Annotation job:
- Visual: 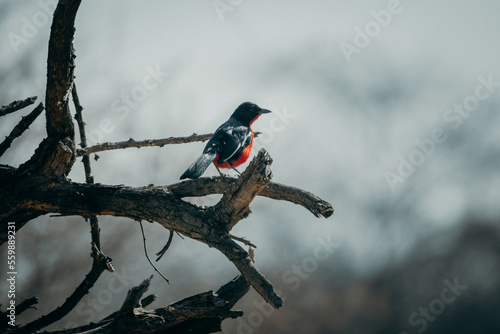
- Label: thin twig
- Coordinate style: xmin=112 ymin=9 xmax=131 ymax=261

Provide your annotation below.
xmin=0 ymin=96 xmax=37 ymax=117
xmin=73 ymin=82 xmax=109 ymax=256
xmin=139 ymin=221 xmax=170 ymax=284
xmin=73 ymin=83 xmax=94 ymax=184
xmin=155 ymin=229 xmax=174 ymax=262
xmin=0 ymin=103 xmax=44 ymax=157
xmin=77 ymin=134 xmax=213 ymax=156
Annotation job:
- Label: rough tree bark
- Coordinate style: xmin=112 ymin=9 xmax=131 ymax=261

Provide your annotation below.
xmin=0 ymin=1 xmax=333 ymax=333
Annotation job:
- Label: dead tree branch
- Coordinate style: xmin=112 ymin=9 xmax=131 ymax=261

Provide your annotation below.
xmin=42 ymin=275 xmax=249 ymax=334
xmin=0 ymin=0 xmax=333 ymax=331
xmin=44 ymin=1 xmax=79 ymax=140
xmin=73 ymin=81 xmax=110 ymax=260
xmin=0 ymin=96 xmax=37 ymax=117
xmin=73 ymin=83 xmax=94 ymax=183
xmin=76 ymin=132 xmax=262 ymax=157
xmin=76 ymin=133 xmax=213 ymax=156
xmin=17 ymin=0 xmax=81 ymax=178
xmin=168 ymin=177 xmax=334 ymax=218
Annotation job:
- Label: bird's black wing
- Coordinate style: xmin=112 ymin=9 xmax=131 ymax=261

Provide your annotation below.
xmin=215 ymin=124 xmax=251 ymax=164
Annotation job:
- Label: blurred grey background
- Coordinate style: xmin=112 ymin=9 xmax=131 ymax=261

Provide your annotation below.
xmin=1 ymin=1 xmax=500 ymax=333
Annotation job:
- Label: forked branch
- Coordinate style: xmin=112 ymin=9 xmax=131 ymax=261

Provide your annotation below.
xmin=168 ymin=176 xmax=334 ymax=218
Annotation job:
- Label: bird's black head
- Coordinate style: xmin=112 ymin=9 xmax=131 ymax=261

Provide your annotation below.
xmin=230 ymin=102 xmax=272 ymax=124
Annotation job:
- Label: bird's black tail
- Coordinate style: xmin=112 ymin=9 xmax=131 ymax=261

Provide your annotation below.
xmin=180 ymin=151 xmax=218 ymax=179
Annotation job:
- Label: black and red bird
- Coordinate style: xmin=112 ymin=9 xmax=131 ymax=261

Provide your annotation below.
xmin=180 ymin=102 xmax=271 ymax=180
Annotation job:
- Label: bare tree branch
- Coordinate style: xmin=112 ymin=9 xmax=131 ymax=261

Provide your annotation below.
xmin=17 ymin=0 xmax=81 ymax=178
xmin=207 ymin=234 xmax=284 ymax=308
xmin=43 ymin=294 xmax=158 ymax=334
xmin=0 ymin=96 xmax=37 ymax=117
xmin=76 ymin=133 xmax=213 ymax=156
xmin=72 ymin=82 xmax=109 ymax=259
xmin=76 ymin=132 xmax=263 ymax=157
xmin=168 ymin=176 xmax=334 ymax=218
xmin=0 ymin=103 xmax=44 ymax=157
xmin=72 ymin=83 xmax=94 ymax=183
xmin=42 ymin=275 xmax=250 ymax=334
xmin=72 ymin=79 xmax=114 ymax=272
xmin=44 ymin=1 xmax=80 ymax=140
xmin=259 ymin=182 xmax=334 ymax=218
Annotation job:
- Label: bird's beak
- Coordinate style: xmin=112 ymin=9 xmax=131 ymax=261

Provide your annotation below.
xmin=259 ymin=108 xmax=272 ymax=114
